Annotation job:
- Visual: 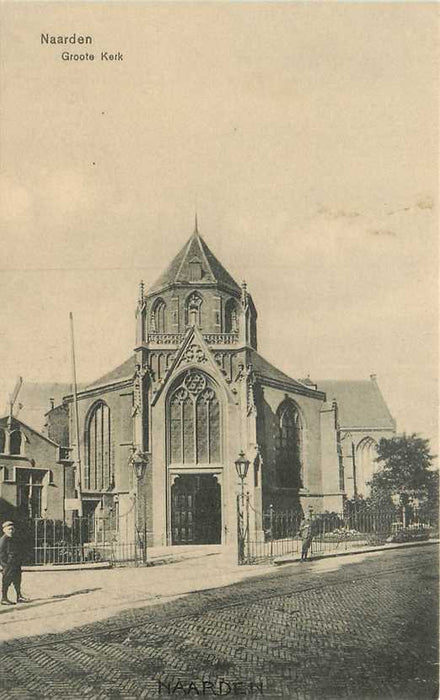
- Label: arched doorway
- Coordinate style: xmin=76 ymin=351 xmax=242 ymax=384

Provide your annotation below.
xmin=171 ymin=474 xmax=221 ymax=545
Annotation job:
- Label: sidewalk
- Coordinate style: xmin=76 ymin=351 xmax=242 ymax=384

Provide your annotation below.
xmin=273 ymin=537 xmax=440 ymax=565
xmin=1 ymin=540 xmax=437 ymax=645
xmin=0 ymin=547 xmax=273 ymax=644
xmin=21 ymin=543 xmax=226 ymax=572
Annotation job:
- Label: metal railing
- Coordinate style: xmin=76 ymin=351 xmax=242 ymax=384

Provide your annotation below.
xmin=237 ymin=502 xmax=433 ymax=565
xmin=27 ymin=497 xmax=149 ymax=566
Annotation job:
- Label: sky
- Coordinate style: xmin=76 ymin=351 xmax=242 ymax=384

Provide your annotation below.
xmin=0 ymin=2 xmax=438 ymax=452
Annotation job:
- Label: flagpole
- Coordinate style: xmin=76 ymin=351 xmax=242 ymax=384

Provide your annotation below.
xmin=69 ymin=312 xmax=83 ymax=517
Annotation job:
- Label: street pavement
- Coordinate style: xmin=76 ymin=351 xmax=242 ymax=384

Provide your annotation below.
xmin=0 ymin=546 xmax=438 ymax=699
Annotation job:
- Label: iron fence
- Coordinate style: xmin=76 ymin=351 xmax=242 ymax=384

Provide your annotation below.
xmin=31 ymin=516 xmax=147 ymax=566
xmin=27 ymin=500 xmax=148 ymax=566
xmin=238 ymin=501 xmax=432 ymax=565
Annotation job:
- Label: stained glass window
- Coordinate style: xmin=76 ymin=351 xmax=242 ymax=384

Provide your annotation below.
xmin=85 ymin=402 xmax=112 ymax=490
xmin=152 ymin=298 xmax=166 ymax=333
xmin=276 ymin=401 xmax=302 ymax=489
xmin=169 ymin=372 xmax=220 ymax=464
xmin=225 ymin=298 xmax=238 ymax=333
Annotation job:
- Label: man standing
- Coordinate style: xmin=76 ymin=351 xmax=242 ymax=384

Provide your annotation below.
xmin=0 ymin=521 xmax=27 ymax=605
xmin=299 ymin=516 xmax=313 ymax=561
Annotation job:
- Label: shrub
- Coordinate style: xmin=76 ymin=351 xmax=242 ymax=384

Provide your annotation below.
xmin=391 ymin=527 xmax=430 ymax=544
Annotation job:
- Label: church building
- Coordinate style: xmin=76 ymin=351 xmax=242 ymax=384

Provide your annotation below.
xmin=46 ymin=225 xmax=395 ymax=548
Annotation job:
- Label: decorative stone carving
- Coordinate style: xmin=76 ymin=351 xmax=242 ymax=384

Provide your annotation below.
xmin=184 ymin=371 xmax=206 ymax=395
xmin=246 ymin=364 xmax=257 ymax=415
xmin=148 ymin=333 xmax=184 ymax=345
xmin=133 ymin=363 xmax=149 ymax=416
xmin=203 ymin=333 xmax=238 ymax=345
xmin=182 ymin=343 xmax=207 ymax=365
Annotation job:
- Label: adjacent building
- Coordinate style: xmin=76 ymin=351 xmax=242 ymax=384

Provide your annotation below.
xmin=0 ymin=415 xmax=72 ymax=523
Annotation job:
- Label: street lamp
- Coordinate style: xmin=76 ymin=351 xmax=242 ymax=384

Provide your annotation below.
xmin=129 ymin=447 xmax=150 ymax=564
xmin=235 ymin=451 xmax=250 ymax=565
xmin=129 ymin=447 xmax=149 ymax=481
xmin=235 ymin=451 xmax=250 ymax=500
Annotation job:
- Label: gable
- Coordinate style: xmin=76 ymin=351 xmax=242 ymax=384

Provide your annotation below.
xmin=318 ymin=380 xmax=395 ymax=430
xmin=150 ymin=326 xmax=236 ymax=406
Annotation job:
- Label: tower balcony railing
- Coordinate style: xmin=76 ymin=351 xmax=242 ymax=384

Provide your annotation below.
xmin=146 ymin=332 xmax=239 ymax=346
xmin=147 ymin=333 xmax=184 ymax=345
xmin=202 ymin=333 xmax=239 ymax=345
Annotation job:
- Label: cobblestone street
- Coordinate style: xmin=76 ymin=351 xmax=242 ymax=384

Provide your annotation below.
xmin=0 ymin=546 xmax=437 ymax=700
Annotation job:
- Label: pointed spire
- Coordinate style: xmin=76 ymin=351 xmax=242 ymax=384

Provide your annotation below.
xmin=146 ymin=227 xmax=241 ymax=295
xmin=241 ymin=280 xmax=248 ymax=305
xmin=138 ymin=280 xmax=145 ymax=306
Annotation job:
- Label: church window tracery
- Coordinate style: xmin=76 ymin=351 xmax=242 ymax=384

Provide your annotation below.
xmin=151 ymin=298 xmax=167 ymax=333
xmin=356 ymin=436 xmax=378 ymax=496
xmin=85 ymin=401 xmax=112 ymax=491
xmin=275 ymin=401 xmax=302 ymax=489
xmin=169 ymin=372 xmax=220 ymax=465
xmin=225 ymin=298 xmax=238 ymax=333
xmin=0 ymin=429 xmax=5 ymax=453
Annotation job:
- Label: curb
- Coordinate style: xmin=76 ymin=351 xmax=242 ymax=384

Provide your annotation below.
xmin=273 ymin=538 xmax=440 ymax=566
xmin=22 ymin=561 xmax=113 ymax=572
xmin=22 ymin=551 xmax=223 ymax=572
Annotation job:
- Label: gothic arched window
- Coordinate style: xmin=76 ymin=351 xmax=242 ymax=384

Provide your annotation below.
xmin=0 ymin=429 xmax=5 ymax=453
xmin=10 ymin=430 xmax=22 ymax=456
xmin=356 ymin=436 xmax=378 ymax=496
xmin=225 ymin=298 xmax=238 ymax=333
xmin=85 ymin=402 xmax=112 ymax=491
xmin=151 ymin=298 xmax=167 ymax=333
xmin=169 ymin=371 xmax=220 ymax=465
xmin=185 ymin=292 xmax=203 ymax=328
xmin=275 ymin=401 xmax=302 ymax=489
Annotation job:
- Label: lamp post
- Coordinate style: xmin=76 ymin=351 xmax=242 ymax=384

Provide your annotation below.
xmin=129 ymin=447 xmax=150 ymax=564
xmin=235 ymin=451 xmax=250 ymax=564
xmin=235 ymin=451 xmax=250 ymax=502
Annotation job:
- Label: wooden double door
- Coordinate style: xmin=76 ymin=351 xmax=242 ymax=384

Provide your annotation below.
xmin=171 ymin=474 xmax=221 ymax=545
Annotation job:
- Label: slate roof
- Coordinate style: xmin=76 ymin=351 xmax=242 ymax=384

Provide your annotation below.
xmin=317 ymin=379 xmax=395 ymax=430
xmin=147 ymin=230 xmax=241 ymax=295
xmin=250 ymin=351 xmax=324 ymax=398
xmin=85 ymin=355 xmax=136 ymax=391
